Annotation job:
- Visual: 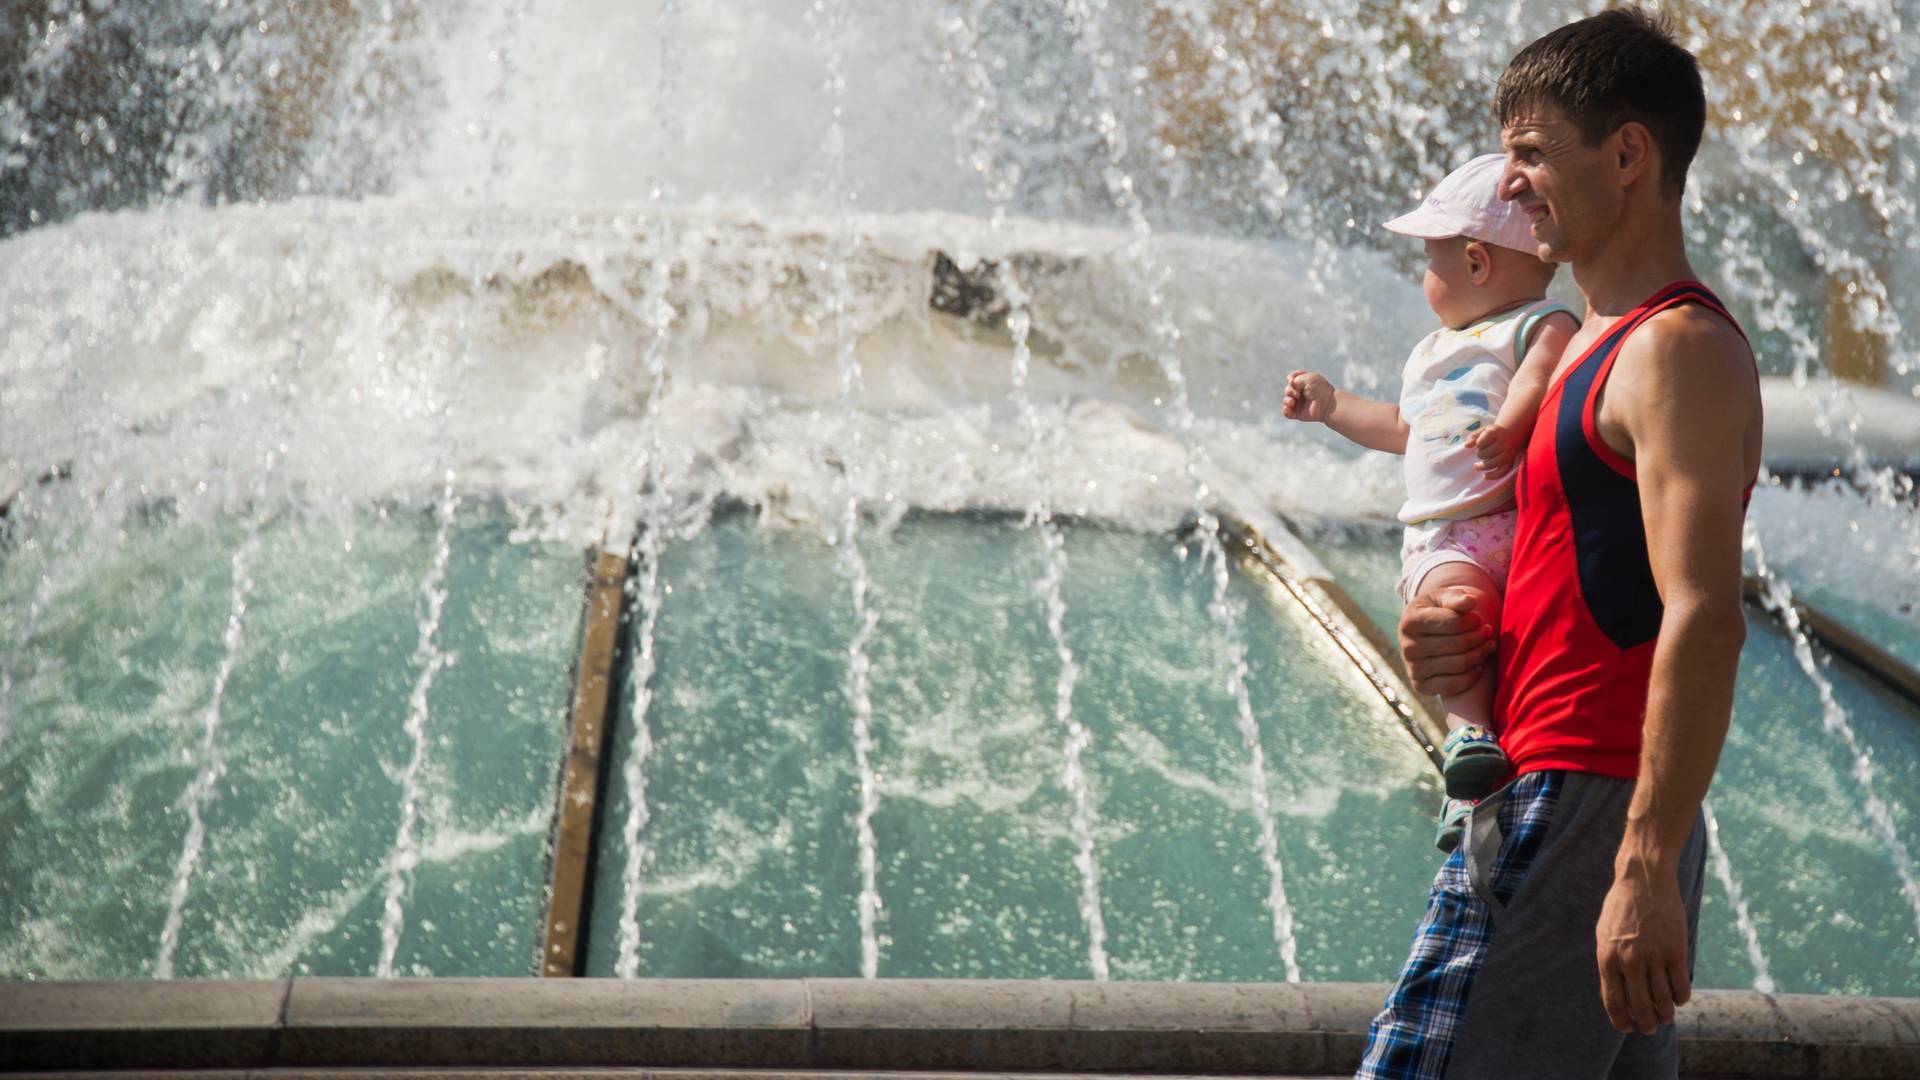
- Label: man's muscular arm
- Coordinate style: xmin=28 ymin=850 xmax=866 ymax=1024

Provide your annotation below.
xmin=1594 ymin=309 xmax=1757 ymax=1036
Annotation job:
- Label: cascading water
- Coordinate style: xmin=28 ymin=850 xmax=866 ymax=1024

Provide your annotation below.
xmin=377 ymin=479 xmax=460 ymax=977
xmin=1061 ymin=0 xmax=1302 ymax=981
xmin=613 ymin=0 xmax=683 ymax=983
xmin=0 ymin=483 xmax=68 ymax=759
xmin=613 ymin=510 xmax=662 ymax=980
xmin=154 ymin=520 xmax=259 ymax=979
xmin=2 ymin=0 xmax=1918 ymax=991
xmin=812 ymin=0 xmax=887 ymax=980
xmin=1702 ymin=799 xmax=1774 ymax=995
xmin=1747 ymin=526 xmax=1920 ymax=941
xmin=943 ymin=0 xmax=1110 ymax=981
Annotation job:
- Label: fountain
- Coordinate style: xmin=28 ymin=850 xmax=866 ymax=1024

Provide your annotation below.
xmin=0 ymin=0 xmax=1916 ymax=1001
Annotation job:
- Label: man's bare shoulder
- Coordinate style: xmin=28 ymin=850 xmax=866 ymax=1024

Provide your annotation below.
xmin=1609 ymin=302 xmax=1757 ymax=417
xmin=1604 ymin=301 xmax=1761 ymax=480
xmin=1618 ymin=303 xmax=1755 ymax=385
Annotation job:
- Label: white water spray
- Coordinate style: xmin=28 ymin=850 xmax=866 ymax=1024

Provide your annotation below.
xmin=614 ymin=518 xmax=663 ymax=979
xmin=1062 ymin=0 xmax=1301 ymax=981
xmin=1701 ymin=799 xmax=1775 ymax=993
xmin=1036 ymin=521 xmax=1109 ymax=979
xmin=155 ymin=519 xmax=261 ymax=979
xmin=1748 ymin=526 xmax=1920 ymax=941
xmin=813 ymin=0 xmax=884 ymax=980
xmin=614 ymin=0 xmax=682 ymax=982
xmin=0 ymin=488 xmax=69 ymax=760
xmin=943 ymin=1 xmax=1109 ymax=980
xmin=376 ymin=478 xmax=460 ymax=977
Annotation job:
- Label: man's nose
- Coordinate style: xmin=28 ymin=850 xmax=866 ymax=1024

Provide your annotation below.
xmin=1499 ymin=163 xmax=1528 ymax=202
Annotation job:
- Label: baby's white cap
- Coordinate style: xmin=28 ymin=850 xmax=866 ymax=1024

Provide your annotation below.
xmin=1383 ymin=152 xmax=1537 ymax=255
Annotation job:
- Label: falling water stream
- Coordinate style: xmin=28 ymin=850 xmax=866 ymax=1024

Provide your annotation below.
xmin=154 ymin=520 xmax=259 ymax=979
xmin=1748 ymin=527 xmax=1920 ymax=941
xmin=812 ymin=0 xmax=886 ymax=979
xmin=944 ymin=0 xmax=1111 ymax=981
xmin=1062 ymin=0 xmax=1301 ymax=981
xmin=1702 ymin=799 xmax=1775 ymax=994
xmin=614 ymin=0 xmax=684 ymax=983
xmin=376 ymin=479 xmax=460 ymax=977
xmin=0 ymin=484 xmax=68 ymax=760
xmin=614 ymin=511 xmax=662 ymax=980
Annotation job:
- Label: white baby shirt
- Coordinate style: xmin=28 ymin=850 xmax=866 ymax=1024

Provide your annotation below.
xmin=1397 ymin=298 xmax=1576 ymax=525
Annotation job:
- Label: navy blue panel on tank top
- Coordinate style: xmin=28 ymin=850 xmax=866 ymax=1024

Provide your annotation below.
xmin=1550 ymin=293 xmax=1708 ymax=651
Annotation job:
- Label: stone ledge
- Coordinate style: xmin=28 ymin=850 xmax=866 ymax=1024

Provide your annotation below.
xmin=2 ymin=979 xmax=1917 ymax=1078
xmin=0 ymin=980 xmax=286 ymax=1070
xmin=278 ymin=979 xmax=811 ymax=1067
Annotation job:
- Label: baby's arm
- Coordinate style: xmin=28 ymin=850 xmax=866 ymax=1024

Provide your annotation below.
xmin=1283 ymin=370 xmax=1410 ymax=454
xmin=1469 ymin=312 xmax=1579 ymax=475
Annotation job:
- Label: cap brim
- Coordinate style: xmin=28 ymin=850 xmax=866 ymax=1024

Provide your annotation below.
xmin=1382 ymin=205 xmax=1463 ymax=239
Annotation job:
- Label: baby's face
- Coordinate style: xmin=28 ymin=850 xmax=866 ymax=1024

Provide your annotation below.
xmin=1420 ymin=237 xmax=1480 ymax=328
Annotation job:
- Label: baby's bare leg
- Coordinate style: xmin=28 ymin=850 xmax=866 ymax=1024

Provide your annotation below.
xmin=1413 ymin=561 xmax=1503 ymax=732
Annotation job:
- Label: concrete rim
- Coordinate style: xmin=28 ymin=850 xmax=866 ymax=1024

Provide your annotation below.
xmin=3 ymin=978 xmax=1918 ymax=1078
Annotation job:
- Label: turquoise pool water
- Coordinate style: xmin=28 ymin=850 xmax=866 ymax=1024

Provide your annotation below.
xmin=0 ymin=506 xmax=580 ymax=978
xmin=2 ymin=506 xmax=1916 ymax=995
xmin=584 ymin=515 xmax=1434 ymax=982
xmin=583 ymin=514 xmax=1920 ymax=994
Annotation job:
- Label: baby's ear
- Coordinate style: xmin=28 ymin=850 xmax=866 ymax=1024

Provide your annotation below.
xmin=1464 ymin=241 xmax=1493 ymax=285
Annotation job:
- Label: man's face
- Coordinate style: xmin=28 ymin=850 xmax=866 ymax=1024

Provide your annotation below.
xmin=1499 ymin=102 xmax=1618 ymax=263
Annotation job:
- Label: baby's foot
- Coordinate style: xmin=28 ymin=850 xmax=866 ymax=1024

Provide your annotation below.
xmin=1441 ymin=724 xmax=1510 ymax=800
xmin=1435 ymin=796 xmax=1472 ymax=854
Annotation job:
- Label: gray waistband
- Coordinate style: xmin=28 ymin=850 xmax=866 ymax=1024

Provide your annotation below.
xmin=1465 ymin=786 xmax=1509 ymax=917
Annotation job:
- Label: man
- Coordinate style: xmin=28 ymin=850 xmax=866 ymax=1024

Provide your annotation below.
xmin=1358 ymin=8 xmax=1762 ymax=1079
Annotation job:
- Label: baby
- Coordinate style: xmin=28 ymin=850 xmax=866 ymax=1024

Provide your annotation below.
xmin=1283 ymin=153 xmax=1578 ymax=853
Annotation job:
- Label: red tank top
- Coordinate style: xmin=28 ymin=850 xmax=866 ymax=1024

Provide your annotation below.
xmin=1494 ymin=281 xmax=1751 ymax=778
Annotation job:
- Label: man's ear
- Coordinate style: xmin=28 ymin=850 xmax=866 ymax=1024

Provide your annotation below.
xmin=1464 ymin=240 xmax=1493 ymax=285
xmin=1614 ymin=121 xmax=1656 ymax=190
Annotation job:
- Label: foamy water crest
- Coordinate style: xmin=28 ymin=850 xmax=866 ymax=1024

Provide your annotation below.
xmin=0 ymin=201 xmax=1415 ymax=545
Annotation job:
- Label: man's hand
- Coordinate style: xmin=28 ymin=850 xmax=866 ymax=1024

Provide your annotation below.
xmin=1283 ymin=370 xmax=1337 ymax=423
xmin=1398 ymin=591 xmax=1496 ymax=697
xmin=1595 ymin=861 xmax=1693 ymax=1034
xmin=1467 ymin=422 xmax=1521 ymax=477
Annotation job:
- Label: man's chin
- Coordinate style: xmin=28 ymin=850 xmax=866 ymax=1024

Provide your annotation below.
xmin=1532 ymin=230 xmax=1572 ymax=263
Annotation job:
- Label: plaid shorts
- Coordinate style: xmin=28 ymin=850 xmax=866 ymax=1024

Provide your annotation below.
xmin=1356 ymin=769 xmax=1705 ymax=1080
xmin=1356 ymin=771 xmax=1561 ymax=1080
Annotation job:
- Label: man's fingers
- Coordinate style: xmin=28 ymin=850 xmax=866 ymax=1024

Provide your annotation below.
xmin=1622 ymin=961 xmax=1659 ymax=1035
xmin=1599 ymin=961 xmax=1632 ymax=1033
xmin=1647 ymin=961 xmax=1678 ymax=1029
xmin=1402 ymin=593 xmax=1462 ymax=622
xmin=1400 ymin=628 xmax=1488 ymax=663
xmin=1399 ymin=602 xmax=1475 ymax=642
xmin=1400 ymin=615 xmax=1481 ymax=655
xmin=1402 ymin=633 xmax=1492 ymax=666
xmin=1668 ymin=953 xmax=1693 ymax=1009
xmin=1403 ymin=631 xmax=1495 ymax=669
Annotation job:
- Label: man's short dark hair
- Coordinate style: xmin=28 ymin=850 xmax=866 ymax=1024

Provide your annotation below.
xmin=1493 ymin=6 xmax=1706 ymax=200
